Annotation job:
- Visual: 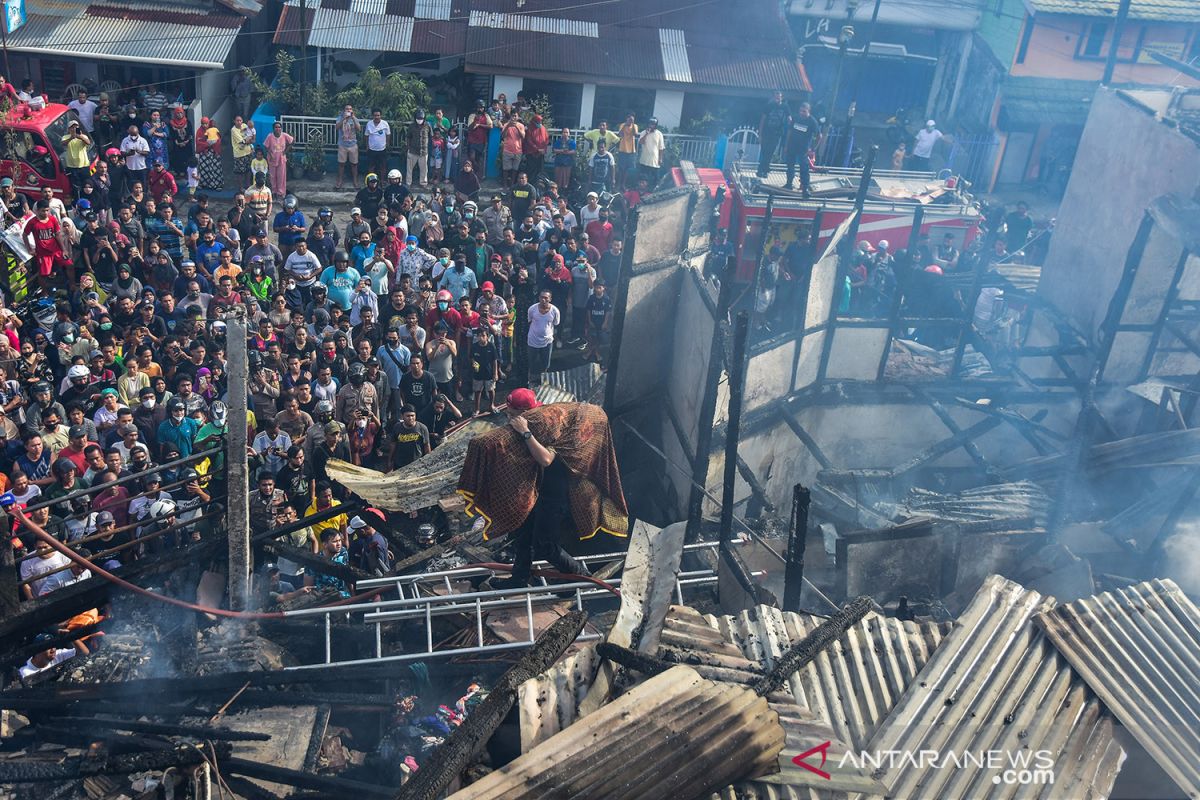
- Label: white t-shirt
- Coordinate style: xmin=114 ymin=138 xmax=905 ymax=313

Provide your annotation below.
xmin=912 ymin=128 xmax=943 ymax=159
xmin=20 ymin=551 xmax=73 ymax=597
xmin=527 ymin=303 xmax=561 ymax=348
xmin=20 ymin=648 xmax=76 ymax=678
xmin=365 ymin=119 xmax=391 ymax=152
xmin=121 ymin=135 xmax=149 ymax=171
xmin=68 ymin=99 xmax=97 ymax=132
xmin=638 ymin=129 xmax=665 ymax=168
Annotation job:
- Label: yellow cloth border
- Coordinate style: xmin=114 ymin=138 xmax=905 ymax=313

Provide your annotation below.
xmin=457 ymin=488 xmax=627 ymax=542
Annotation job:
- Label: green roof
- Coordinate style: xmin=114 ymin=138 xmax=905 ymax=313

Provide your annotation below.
xmin=1027 ymin=0 xmax=1200 ymax=22
xmin=1001 ymin=77 xmax=1098 ymax=126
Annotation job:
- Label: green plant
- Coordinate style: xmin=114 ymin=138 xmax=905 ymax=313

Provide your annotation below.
xmin=302 ymin=130 xmax=325 ymax=173
xmin=334 ymin=68 xmax=429 ymax=124
xmin=527 ymin=94 xmax=554 ymax=128
xmin=248 ymin=51 xmax=302 ymax=112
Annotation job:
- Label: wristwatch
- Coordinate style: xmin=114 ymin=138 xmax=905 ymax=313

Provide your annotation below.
xmin=521 ymin=431 xmax=533 ymax=441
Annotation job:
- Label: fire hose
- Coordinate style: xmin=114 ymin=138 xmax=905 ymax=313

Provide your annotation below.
xmin=2 ymin=495 xmax=616 ymax=621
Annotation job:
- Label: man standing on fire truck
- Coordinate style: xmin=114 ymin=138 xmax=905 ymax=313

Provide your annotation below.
xmin=784 ymin=102 xmax=815 ymax=198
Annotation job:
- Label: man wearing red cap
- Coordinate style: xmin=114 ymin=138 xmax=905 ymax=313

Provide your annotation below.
xmin=458 ymin=391 xmax=627 ymax=588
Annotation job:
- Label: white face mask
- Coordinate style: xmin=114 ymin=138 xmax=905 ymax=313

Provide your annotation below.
xmin=171 ymin=410 xmax=185 ymax=420
xmin=141 ymin=398 xmax=156 ymax=409
xmin=356 ymin=418 xmax=367 ymax=429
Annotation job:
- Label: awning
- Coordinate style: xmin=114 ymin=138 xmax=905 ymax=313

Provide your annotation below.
xmin=5 ymin=4 xmax=244 ymax=70
xmin=999 ymin=77 xmax=1096 ymax=128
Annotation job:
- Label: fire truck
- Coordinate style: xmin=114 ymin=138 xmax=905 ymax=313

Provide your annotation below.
xmin=673 ymin=160 xmax=983 ymax=281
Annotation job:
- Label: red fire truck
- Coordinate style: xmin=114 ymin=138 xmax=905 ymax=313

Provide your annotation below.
xmin=0 ymin=101 xmax=94 ymax=201
xmin=673 ymin=160 xmax=983 ymax=281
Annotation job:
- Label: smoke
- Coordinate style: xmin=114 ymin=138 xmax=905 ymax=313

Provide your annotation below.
xmin=1161 ymin=520 xmax=1200 ymax=595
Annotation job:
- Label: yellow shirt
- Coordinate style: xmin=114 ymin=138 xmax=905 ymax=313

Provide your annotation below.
xmin=250 ymin=157 xmax=269 ymax=177
xmin=232 ymin=124 xmax=253 ymax=159
xmin=306 ymin=499 xmax=347 ymax=535
xmin=62 ymin=134 xmax=90 ymax=169
xmin=215 ymin=263 xmax=242 ymax=283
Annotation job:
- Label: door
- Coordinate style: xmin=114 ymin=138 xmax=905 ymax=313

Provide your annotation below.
xmin=996 ymin=131 xmax=1035 ymax=186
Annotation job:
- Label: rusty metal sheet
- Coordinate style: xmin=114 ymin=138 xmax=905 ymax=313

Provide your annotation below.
xmin=1036 ymin=578 xmax=1200 ymax=799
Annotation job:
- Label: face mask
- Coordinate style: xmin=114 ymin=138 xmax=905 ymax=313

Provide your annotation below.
xmin=406 ymin=244 xmax=416 ymax=252
xmin=100 ymin=323 xmax=112 ymax=331
xmin=141 ymin=398 xmax=156 ymax=409
xmin=465 ymin=212 xmax=474 ymax=220
xmin=437 ymin=302 xmax=449 ymax=311
xmin=63 ymin=334 xmax=75 ymax=344
xmin=439 ymin=257 xmax=449 ymax=266
xmin=172 ymin=410 xmax=185 ymax=421
xmin=286 ymin=282 xmax=296 ymax=290
xmin=356 ymin=418 xmax=367 ymax=429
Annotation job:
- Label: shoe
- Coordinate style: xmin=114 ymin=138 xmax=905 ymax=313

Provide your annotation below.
xmin=575 ymin=342 xmax=587 ymax=351
xmin=784 ymin=182 xmax=794 ymax=190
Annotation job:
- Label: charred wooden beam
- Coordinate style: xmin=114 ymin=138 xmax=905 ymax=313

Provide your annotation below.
xmin=397 ymin=610 xmax=588 ymax=800
xmin=261 ymin=540 xmax=371 ymax=584
xmin=0 ymin=743 xmax=227 ymax=782
xmin=752 ymin=595 xmax=872 ymax=696
xmin=596 ymin=641 xmax=671 ymax=677
xmin=42 ymin=716 xmax=271 ymax=742
xmin=0 ymin=622 xmax=105 ymax=670
xmin=224 ymin=757 xmax=395 ymax=799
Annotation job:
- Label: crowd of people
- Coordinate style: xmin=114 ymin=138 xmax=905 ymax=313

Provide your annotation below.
xmin=0 ymin=81 xmax=676 ymax=626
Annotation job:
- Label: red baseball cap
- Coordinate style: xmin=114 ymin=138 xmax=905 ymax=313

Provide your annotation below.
xmin=506 ymin=388 xmax=541 ymax=411
xmin=481 ymin=281 xmax=495 ymax=291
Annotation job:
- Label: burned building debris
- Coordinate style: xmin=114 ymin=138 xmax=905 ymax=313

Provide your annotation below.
xmin=4 ymin=87 xmax=1200 ymax=800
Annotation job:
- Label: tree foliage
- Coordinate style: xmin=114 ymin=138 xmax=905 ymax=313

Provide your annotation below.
xmin=333 ymin=68 xmax=430 ymax=123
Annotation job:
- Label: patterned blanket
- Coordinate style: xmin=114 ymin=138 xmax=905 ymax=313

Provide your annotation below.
xmin=457 ymin=403 xmax=628 ymax=541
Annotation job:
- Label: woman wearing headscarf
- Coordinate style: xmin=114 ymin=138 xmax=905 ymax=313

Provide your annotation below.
xmin=196 ymin=117 xmax=224 ymax=190
xmin=167 ymin=106 xmax=192 ymax=177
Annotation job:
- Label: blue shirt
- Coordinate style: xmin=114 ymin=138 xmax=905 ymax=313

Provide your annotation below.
xmin=156 ymin=416 xmax=200 ymax=458
xmin=437 ymin=266 xmax=478 ymax=302
xmin=274 ymin=210 xmax=307 ymax=246
xmin=375 ymin=342 xmax=411 ymax=389
xmin=195 ymin=241 xmax=225 ymax=274
xmin=145 ymin=216 xmax=183 ymax=260
xmin=319 ymin=265 xmax=362 ymax=311
xmin=350 ymin=242 xmax=375 ymax=272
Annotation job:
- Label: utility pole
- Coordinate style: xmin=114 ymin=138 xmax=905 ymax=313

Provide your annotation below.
xmin=1102 ymin=0 xmax=1132 ymax=85
xmin=225 ymin=308 xmax=251 ymax=611
xmin=298 ymin=0 xmax=307 ymax=111
xmin=718 ymin=311 xmax=750 ymax=546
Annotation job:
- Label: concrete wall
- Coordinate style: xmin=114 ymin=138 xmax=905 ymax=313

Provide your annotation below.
xmin=1038 ymin=88 xmax=1200 ymax=341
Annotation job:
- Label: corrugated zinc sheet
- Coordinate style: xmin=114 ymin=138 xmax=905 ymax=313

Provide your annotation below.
xmin=6 ymin=11 xmax=240 ymax=68
xmin=699 ymin=604 xmax=947 ymax=750
xmin=865 ymin=575 xmax=1125 ymax=799
xmin=273 ymin=4 xmax=311 ymax=46
xmin=1028 ymin=0 xmax=1200 ymax=21
xmin=414 ymin=0 xmax=449 ymax=19
xmin=1036 ymin=578 xmax=1200 ymax=799
xmin=659 ymin=28 xmax=692 ymax=83
xmin=469 ymin=9 xmax=598 ymax=37
xmin=309 ymin=6 xmax=413 ymax=51
xmin=541 ymin=362 xmax=603 ymax=406
xmin=455 ymin=666 xmax=784 ymax=800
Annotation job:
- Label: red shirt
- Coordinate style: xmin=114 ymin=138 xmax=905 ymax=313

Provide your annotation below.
xmin=586 ymin=220 xmax=613 ymax=253
xmin=524 ymin=124 xmax=550 ymax=156
xmin=23 ymin=215 xmax=61 ymax=254
xmin=425 ymin=307 xmax=462 ymax=333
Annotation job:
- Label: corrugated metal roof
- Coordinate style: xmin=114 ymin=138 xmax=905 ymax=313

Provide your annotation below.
xmin=273 ymin=4 xmax=311 ymax=46
xmin=309 ymin=6 xmax=412 ymax=52
xmin=541 ymin=362 xmax=603 ymax=405
xmin=468 ymin=9 xmax=598 ymax=37
xmin=1036 ymin=578 xmax=1200 ymax=799
xmin=1027 ymin=0 xmax=1200 ymax=21
xmin=5 ymin=9 xmax=241 ymax=69
xmin=459 ymin=666 xmax=786 ymax=800
xmin=865 ymin=575 xmax=1125 ymax=799
xmin=699 ymin=604 xmax=947 ymax=750
xmin=414 ymin=0 xmax=449 ymax=19
xmin=659 ymin=28 xmax=692 ymax=83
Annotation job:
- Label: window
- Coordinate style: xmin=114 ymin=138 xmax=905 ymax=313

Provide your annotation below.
xmin=1083 ymin=21 xmax=1109 ymax=58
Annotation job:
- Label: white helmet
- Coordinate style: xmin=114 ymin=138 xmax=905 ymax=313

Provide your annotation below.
xmin=387 ymin=169 xmax=402 ymax=180
xmin=149 ymin=499 xmax=177 ymax=519
xmin=68 ymin=364 xmax=90 ymax=380
xmin=877 ymin=239 xmax=890 ymax=251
